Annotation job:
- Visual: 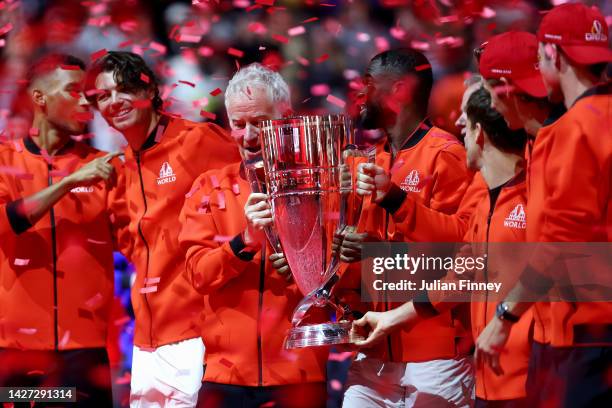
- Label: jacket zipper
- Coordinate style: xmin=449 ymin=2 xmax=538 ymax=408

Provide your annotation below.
xmin=481 ymin=191 xmax=497 ymax=400
xmin=135 ymin=152 xmax=154 ymax=347
xmin=48 ymin=163 xmax=59 ymax=350
xmin=384 ymin=147 xmax=394 ymax=361
xmin=257 ymin=246 xmax=266 ymax=386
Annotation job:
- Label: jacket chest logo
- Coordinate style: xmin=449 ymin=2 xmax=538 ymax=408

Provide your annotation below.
xmin=504 ymin=204 xmax=526 ymax=229
xmin=70 ymin=186 xmax=94 ymax=193
xmin=400 ymin=169 xmax=422 ymax=192
xmin=157 ymin=161 xmax=177 ymax=185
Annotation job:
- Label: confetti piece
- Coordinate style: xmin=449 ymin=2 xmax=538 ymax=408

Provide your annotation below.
xmin=27 ymin=370 xmax=45 ymax=376
xmin=410 ymin=40 xmax=430 ymax=51
xmin=217 ymin=191 xmax=226 ymax=209
xmin=149 ymin=42 xmax=167 ymax=55
xmin=231 ymin=182 xmax=240 ymax=195
xmin=140 ymin=73 xmax=150 ymax=83
xmin=272 ymin=34 xmax=289 ymax=44
xmin=50 ymin=169 xmax=69 ymax=177
xmin=435 ymin=36 xmax=464 ymax=48
xmin=255 ymin=0 xmax=274 ymax=5
xmin=177 ymin=34 xmax=202 ymax=43
xmin=328 ymin=351 xmax=354 ymax=362
xmin=326 ymin=94 xmax=346 ymax=109
xmin=0 ymin=23 xmax=13 ymax=36
xmin=260 ymin=402 xmax=276 ymax=408
xmin=58 ymin=330 xmax=70 ymax=348
xmin=114 ymin=316 xmax=131 ymax=326
xmin=90 ymin=48 xmax=108 ymax=62
xmin=315 ymin=53 xmax=329 ymax=63
xmin=288 ymin=26 xmax=305 ymax=36
xmin=154 ymin=125 xmax=166 ymax=143
xmin=28 ymin=127 xmax=39 ymax=137
xmin=18 ymin=328 xmax=37 ymax=335
xmin=390 ymin=27 xmax=406 ymax=40
xmin=310 ymin=84 xmax=330 ymax=96
xmin=330 ymin=379 xmax=343 ymax=391
xmin=415 ymin=64 xmax=431 ymax=71
xmin=145 ymin=277 xmax=161 ymax=285
xmin=185 ymin=183 xmax=201 ymax=199
xmin=356 ymin=32 xmax=370 ymax=42
xmin=227 ymin=48 xmax=244 ymax=58
xmin=178 ymin=80 xmax=196 ymax=88
xmin=118 ymin=40 xmax=133 ymax=48
xmin=480 ymin=7 xmax=496 ymax=18
xmin=115 ymin=372 xmax=131 ymax=385
xmin=87 ymin=238 xmax=107 ymax=245
xmin=200 ymin=110 xmax=216 ymax=121
xmin=210 ymin=88 xmax=222 ymax=97
xmin=140 ymin=286 xmax=158 ymax=294
xmin=84 ymin=293 xmax=103 ymax=309
xmin=302 ymin=17 xmax=319 ymax=24
xmin=248 ymin=22 xmax=267 ymax=35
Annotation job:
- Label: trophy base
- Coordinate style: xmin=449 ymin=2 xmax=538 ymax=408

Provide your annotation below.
xmin=285 ymin=321 xmax=364 ymax=349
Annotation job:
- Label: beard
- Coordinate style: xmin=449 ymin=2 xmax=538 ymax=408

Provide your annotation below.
xmin=360 ymin=101 xmax=385 ymax=130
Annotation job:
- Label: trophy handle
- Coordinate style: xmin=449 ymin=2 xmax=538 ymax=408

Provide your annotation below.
xmin=244 ymin=158 xmax=283 ymax=254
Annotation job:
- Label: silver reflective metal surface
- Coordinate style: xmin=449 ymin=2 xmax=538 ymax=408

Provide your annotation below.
xmin=260 ymin=115 xmax=368 ymax=348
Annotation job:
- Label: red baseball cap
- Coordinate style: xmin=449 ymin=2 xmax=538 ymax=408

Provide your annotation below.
xmin=478 ymin=31 xmax=547 ymax=99
xmin=537 ymin=3 xmax=612 ymax=65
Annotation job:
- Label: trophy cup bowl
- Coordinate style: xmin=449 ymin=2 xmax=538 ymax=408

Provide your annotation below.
xmin=259 ymin=115 xmax=367 ymax=349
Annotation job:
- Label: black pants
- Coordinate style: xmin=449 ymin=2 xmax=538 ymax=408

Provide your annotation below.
xmin=526 ymin=341 xmax=612 ymax=408
xmin=0 ymin=348 xmax=113 ymax=407
xmin=474 ymin=398 xmax=526 ymax=408
xmin=197 ymin=381 xmax=327 ymax=408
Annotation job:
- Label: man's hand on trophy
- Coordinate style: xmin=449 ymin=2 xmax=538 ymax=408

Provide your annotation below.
xmin=356 ymin=163 xmax=390 ymax=203
xmin=269 ymin=252 xmax=292 ymax=282
xmin=243 ymin=193 xmax=273 ymax=247
xmin=351 ymin=302 xmax=418 ymax=348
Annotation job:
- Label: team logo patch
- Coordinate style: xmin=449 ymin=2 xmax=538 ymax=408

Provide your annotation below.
xmin=504 ymin=204 xmax=526 ymax=229
xmin=70 ymin=186 xmax=94 ymax=193
xmin=157 ymin=161 xmax=177 ymax=185
xmin=585 ymin=20 xmax=607 ymax=42
xmin=400 ymin=169 xmax=422 ymax=193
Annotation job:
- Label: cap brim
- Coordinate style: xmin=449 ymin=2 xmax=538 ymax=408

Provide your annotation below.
xmin=513 ymin=75 xmax=548 ymax=99
xmin=562 ymin=44 xmax=612 ymax=65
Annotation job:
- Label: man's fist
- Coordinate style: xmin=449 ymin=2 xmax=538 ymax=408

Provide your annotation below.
xmin=243 ymin=193 xmax=273 ymax=247
xmin=356 ymin=163 xmax=391 ymax=203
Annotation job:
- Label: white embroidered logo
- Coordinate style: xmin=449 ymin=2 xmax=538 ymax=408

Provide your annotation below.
xmin=504 ymin=204 xmax=526 ymax=229
xmin=157 ymin=162 xmax=176 ymax=185
xmin=585 ymin=20 xmax=607 ymax=42
xmin=400 ymin=170 xmax=421 ymax=192
xmin=70 ymin=186 xmax=94 ymax=193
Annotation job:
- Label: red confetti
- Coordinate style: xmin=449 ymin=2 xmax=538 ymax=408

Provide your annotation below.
xmin=227 ymin=48 xmax=244 ymax=58
xmin=28 ymin=127 xmax=39 ymax=137
xmin=310 ymin=84 xmax=330 ymax=96
xmin=90 ymin=48 xmax=108 ymax=62
xmin=114 ymin=316 xmax=131 ymax=326
xmin=328 ymin=351 xmax=354 ymax=362
xmin=140 ymin=73 xmax=150 ymax=83
xmin=248 ymin=22 xmax=267 ymax=35
xmin=326 ymin=94 xmax=346 ymax=109
xmin=27 ymin=370 xmax=45 ymax=376
xmin=84 ymin=293 xmax=103 ymax=309
xmin=177 ymin=34 xmax=202 ymax=43
xmin=60 ymin=65 xmax=82 ymax=71
xmin=115 ymin=372 xmax=131 ymax=385
xmin=315 ymin=53 xmax=329 ymax=63
xmin=231 ymin=182 xmax=240 ymax=195
xmin=213 ymin=235 xmax=232 ymax=242
xmin=296 ymin=56 xmax=310 ymax=66
xmin=178 ymin=80 xmax=196 ymax=88
xmin=58 ymin=330 xmax=70 ymax=348
xmin=260 ymin=402 xmax=276 ymax=408
xmin=210 ymin=175 xmax=220 ymax=189
xmin=0 ymin=23 xmax=13 ymax=36
xmin=210 ymin=88 xmax=222 ymax=97
xmin=149 ymin=42 xmax=167 ymax=55
xmin=288 ymin=26 xmax=305 ymax=36
xmin=415 ymin=64 xmax=431 ymax=71
xmin=14 ymin=258 xmax=30 ymax=266
xmin=272 ymin=34 xmax=289 ymax=44
xmin=119 ymin=40 xmax=133 ymax=48
xmin=18 ymin=328 xmax=37 ymax=335
xmin=145 ymin=277 xmax=161 ymax=285
xmin=390 ymin=27 xmax=406 ymax=40
xmin=356 ymin=32 xmax=370 ymax=42
xmin=185 ymin=183 xmax=201 ymax=199
xmin=330 ymin=379 xmax=343 ymax=391
xmin=87 ymin=238 xmax=108 ymax=245
xmin=302 ymin=17 xmax=319 ymax=24
xmin=255 ymin=0 xmax=274 ymax=5
xmin=200 ymin=110 xmax=216 ymax=121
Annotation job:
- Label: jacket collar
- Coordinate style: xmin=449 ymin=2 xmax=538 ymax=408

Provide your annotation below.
xmin=572 ymin=81 xmax=612 ymax=107
xmin=136 ymin=114 xmax=171 ymax=152
xmin=383 ymin=118 xmax=432 ymax=153
xmin=24 ymin=137 xmax=75 ymax=156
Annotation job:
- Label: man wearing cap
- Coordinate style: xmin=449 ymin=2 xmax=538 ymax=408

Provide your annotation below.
xmin=475 ymin=3 xmax=612 ymax=407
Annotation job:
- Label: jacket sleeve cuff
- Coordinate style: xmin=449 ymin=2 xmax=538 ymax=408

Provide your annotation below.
xmin=229 ymin=233 xmax=257 ymax=261
xmin=377 ymin=183 xmax=407 ymax=214
xmin=6 ymin=199 xmax=32 ymax=235
xmin=412 ymin=290 xmax=440 ymax=318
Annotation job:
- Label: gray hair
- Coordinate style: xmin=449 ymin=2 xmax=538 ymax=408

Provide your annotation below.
xmin=225 ymin=63 xmax=291 ymax=112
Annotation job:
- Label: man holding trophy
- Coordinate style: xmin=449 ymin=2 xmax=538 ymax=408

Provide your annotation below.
xmin=178 ymin=63 xmax=327 ymax=408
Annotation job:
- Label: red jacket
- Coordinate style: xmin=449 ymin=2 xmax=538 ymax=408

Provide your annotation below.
xmin=339 ymin=122 xmax=473 ymax=362
xmin=525 ymin=83 xmax=612 ymax=347
xmin=179 ymin=162 xmax=327 ymax=386
xmin=0 ymin=137 xmax=130 ymax=350
xmin=123 ymin=115 xmax=240 ymax=349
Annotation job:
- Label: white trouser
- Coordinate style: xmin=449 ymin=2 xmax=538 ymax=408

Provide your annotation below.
xmin=343 ymin=353 xmax=474 ymax=408
xmin=130 ymin=337 xmax=205 ymax=408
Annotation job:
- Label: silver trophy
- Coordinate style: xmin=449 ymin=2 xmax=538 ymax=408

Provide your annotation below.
xmin=259 ymin=115 xmax=372 ymax=348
